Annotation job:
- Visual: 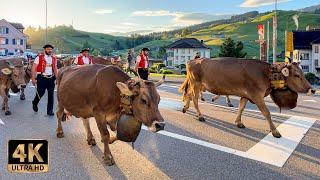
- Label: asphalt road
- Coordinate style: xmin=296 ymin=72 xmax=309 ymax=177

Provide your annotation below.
xmin=0 ymin=83 xmax=319 ymax=179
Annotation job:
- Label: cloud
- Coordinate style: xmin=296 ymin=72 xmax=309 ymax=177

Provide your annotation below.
xmin=120 ymin=22 xmax=139 ymax=26
xmin=240 ymin=0 xmax=292 ymax=7
xmin=132 ymin=10 xmax=231 ymax=26
xmin=94 ymin=9 xmax=113 ymax=14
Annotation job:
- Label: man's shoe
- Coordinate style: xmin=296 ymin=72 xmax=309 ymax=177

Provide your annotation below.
xmin=47 ymin=111 xmax=54 ymax=116
xmin=32 ymin=101 xmax=38 ymax=112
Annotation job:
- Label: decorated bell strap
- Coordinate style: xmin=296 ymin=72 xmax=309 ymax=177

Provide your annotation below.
xmin=120 ymin=94 xmax=133 ymax=115
xmin=269 ymin=64 xmax=288 ymax=90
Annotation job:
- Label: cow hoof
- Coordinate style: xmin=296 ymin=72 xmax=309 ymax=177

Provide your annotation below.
xmin=103 ymin=155 xmax=115 ymax=166
xmin=20 ymin=96 xmax=26 ymax=100
xmin=198 ymin=117 xmax=205 ymax=122
xmin=5 ymin=111 xmax=11 ymax=115
xmin=272 ymin=130 xmax=282 ymax=138
xmin=87 ymin=139 xmax=96 ymax=146
xmin=211 ymin=98 xmax=215 ymax=102
xmin=236 ymin=122 xmax=246 ymax=128
xmin=57 ymin=132 xmax=64 ymax=138
xmin=182 ymin=108 xmax=186 ymax=113
xmin=227 ymin=103 xmax=234 ymax=107
xmin=201 ymin=98 xmax=205 ymax=102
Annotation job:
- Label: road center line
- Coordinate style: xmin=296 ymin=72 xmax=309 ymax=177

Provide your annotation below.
xmin=0 ymin=118 xmax=4 ymax=125
xmin=142 ymin=115 xmax=316 ymax=167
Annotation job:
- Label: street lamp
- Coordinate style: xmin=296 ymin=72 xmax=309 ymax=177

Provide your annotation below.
xmin=45 ymin=0 xmax=48 ymax=44
xmin=273 ymin=0 xmax=278 ymax=63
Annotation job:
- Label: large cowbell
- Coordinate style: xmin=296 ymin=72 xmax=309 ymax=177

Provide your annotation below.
xmin=116 ymin=114 xmax=142 ymax=142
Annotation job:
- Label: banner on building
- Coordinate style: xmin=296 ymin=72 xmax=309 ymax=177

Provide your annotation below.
xmin=286 ymin=31 xmax=293 ymax=52
xmin=257 ymin=24 xmax=264 ymax=41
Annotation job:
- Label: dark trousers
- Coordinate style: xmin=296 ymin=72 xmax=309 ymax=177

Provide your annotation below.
xmin=33 ymin=74 xmax=56 ymax=113
xmin=138 ymin=68 xmax=149 ymax=80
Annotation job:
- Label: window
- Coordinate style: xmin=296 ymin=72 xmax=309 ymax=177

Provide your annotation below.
xmin=188 ymin=49 xmax=191 ymax=54
xmin=20 ymin=39 xmax=23 ymax=45
xmin=12 ymin=39 xmax=16 ymax=45
xmin=0 ymin=37 xmax=8 ymax=45
xmin=181 ymin=56 xmax=185 ymax=61
xmin=175 ymin=56 xmax=178 ymax=60
xmin=315 ymin=46 xmax=319 ymax=53
xmin=301 ymin=65 xmax=309 ymax=72
xmin=315 ymin=59 xmax=319 ymax=67
xmin=187 ymin=56 xmax=191 ymax=60
xmin=0 ymin=27 xmax=9 ymax=34
xmin=300 ymin=53 xmax=309 ymax=60
xmin=181 ymin=49 xmax=185 ymax=54
xmin=175 ymin=49 xmax=178 ymax=53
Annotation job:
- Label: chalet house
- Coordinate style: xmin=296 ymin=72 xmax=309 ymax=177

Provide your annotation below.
xmin=165 ymin=38 xmax=210 ymax=66
xmin=0 ymin=19 xmax=27 ymax=56
xmin=289 ymin=30 xmax=320 ymax=77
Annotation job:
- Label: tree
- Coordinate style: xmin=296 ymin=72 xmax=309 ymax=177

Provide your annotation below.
xmin=219 ymin=37 xmax=235 ymax=57
xmin=315 ymin=8 xmax=320 ymax=14
xmin=157 ymin=47 xmax=167 ymax=59
xmin=219 ymin=37 xmax=247 ymax=58
xmin=181 ymin=28 xmax=190 ymax=37
xmin=161 ymin=31 xmax=169 ymax=40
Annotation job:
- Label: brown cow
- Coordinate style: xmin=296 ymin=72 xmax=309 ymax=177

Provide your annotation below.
xmin=92 ymin=56 xmax=124 ymax=68
xmin=0 ymin=58 xmax=27 ymax=115
xmin=180 ymin=58 xmax=315 ymax=138
xmin=56 ymin=64 xmax=165 ymax=165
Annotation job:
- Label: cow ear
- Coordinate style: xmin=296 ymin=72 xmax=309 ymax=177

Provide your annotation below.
xmin=116 ymin=82 xmax=133 ymax=96
xmin=1 ymin=68 xmax=12 ymax=75
xmin=281 ymin=68 xmax=290 ymax=77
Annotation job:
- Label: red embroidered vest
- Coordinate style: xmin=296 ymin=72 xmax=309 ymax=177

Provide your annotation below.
xmin=36 ymin=54 xmax=57 ymax=73
xmin=138 ymin=54 xmax=148 ymax=68
xmin=77 ymin=56 xmax=92 ymax=65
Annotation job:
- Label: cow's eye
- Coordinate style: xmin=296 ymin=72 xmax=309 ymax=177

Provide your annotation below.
xmin=141 ymin=98 xmax=147 ymax=105
xmin=294 ymin=74 xmax=300 ymax=78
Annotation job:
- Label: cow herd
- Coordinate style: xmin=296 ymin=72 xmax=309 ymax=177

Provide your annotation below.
xmin=0 ymin=56 xmax=316 ymax=166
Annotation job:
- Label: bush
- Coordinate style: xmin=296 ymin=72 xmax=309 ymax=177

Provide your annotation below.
xmin=305 ymin=73 xmax=319 ymax=85
xmin=159 ymin=68 xmax=173 ymax=74
xmin=149 ymin=69 xmax=156 ymax=73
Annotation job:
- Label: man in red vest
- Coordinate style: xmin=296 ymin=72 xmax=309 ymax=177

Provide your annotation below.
xmin=74 ymin=48 xmax=93 ymax=65
xmin=135 ymin=47 xmax=150 ymax=80
xmin=31 ymin=44 xmax=58 ymax=116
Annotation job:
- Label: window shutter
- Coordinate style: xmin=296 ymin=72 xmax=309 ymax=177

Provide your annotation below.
xmin=5 ymin=38 xmax=9 ymax=44
xmin=6 ymin=28 xmax=9 ymax=34
xmin=20 ymin=39 xmax=23 ymax=45
xmin=12 ymin=39 xmax=15 ymax=45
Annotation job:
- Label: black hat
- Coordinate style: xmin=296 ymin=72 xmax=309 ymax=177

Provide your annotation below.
xmin=141 ymin=47 xmax=150 ymax=51
xmin=81 ymin=48 xmax=90 ymax=53
xmin=43 ymin=44 xmax=54 ymax=49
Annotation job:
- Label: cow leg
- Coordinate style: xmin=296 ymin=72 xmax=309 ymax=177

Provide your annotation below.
xmin=192 ymin=87 xmax=205 ymax=122
xmin=82 ymin=118 xmax=96 ymax=146
xmin=235 ymin=97 xmax=248 ymax=128
xmin=200 ymin=92 xmax=205 ymax=101
xmin=20 ymin=88 xmax=26 ymax=100
xmin=56 ymin=105 xmax=65 ymax=138
xmin=182 ymin=97 xmax=191 ymax=113
xmin=225 ymin=96 xmax=234 ymax=107
xmin=94 ymin=113 xmax=115 ymax=166
xmin=255 ymin=99 xmax=281 ymax=138
xmin=1 ymin=88 xmax=11 ymax=115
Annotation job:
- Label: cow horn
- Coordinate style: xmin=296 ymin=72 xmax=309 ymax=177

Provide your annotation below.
xmin=1 ymin=68 xmax=12 ymax=75
xmin=6 ymin=61 xmax=14 ymax=68
xmin=281 ymin=68 xmax=290 ymax=77
xmin=155 ymin=75 xmax=166 ymax=87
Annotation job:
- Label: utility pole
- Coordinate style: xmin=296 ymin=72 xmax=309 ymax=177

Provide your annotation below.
xmin=45 ymin=0 xmax=48 ymax=44
xmin=267 ymin=21 xmax=270 ymax=63
xmin=273 ymin=0 xmax=277 ymax=63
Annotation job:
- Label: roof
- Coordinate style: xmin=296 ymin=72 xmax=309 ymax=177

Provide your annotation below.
xmin=166 ymin=38 xmax=210 ymax=49
xmin=9 ymin=22 xmax=24 ymax=30
xmin=293 ymin=30 xmax=320 ymax=49
xmin=312 ymin=37 xmax=320 ymax=44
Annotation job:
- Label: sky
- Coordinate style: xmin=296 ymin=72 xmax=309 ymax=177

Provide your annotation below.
xmin=0 ymin=0 xmax=319 ymax=34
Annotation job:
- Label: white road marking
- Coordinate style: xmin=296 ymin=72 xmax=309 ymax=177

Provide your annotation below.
xmin=142 ymin=115 xmax=316 ymax=167
xmin=303 ymin=99 xmax=317 ymax=103
xmin=0 ymin=118 xmax=4 ymax=125
xmin=9 ymin=92 xmax=18 ymax=96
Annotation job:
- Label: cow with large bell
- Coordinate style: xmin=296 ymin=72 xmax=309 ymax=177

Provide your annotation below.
xmin=180 ymin=58 xmax=315 ymax=138
xmin=0 ymin=58 xmax=27 ymax=115
xmin=56 ymin=64 xmax=165 ymax=165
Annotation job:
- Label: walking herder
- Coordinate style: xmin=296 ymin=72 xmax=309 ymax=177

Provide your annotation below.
xmin=135 ymin=47 xmax=150 ymax=80
xmin=31 ymin=44 xmax=58 ymax=116
xmin=74 ymin=48 xmax=93 ymax=65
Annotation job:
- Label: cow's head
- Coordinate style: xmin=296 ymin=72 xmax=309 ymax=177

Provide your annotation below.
xmin=116 ymin=77 xmax=165 ymax=132
xmin=1 ymin=61 xmax=26 ymax=89
xmin=282 ymin=62 xmax=315 ymax=94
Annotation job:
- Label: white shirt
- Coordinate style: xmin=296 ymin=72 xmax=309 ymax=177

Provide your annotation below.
xmin=136 ymin=55 xmax=148 ymax=68
xmin=74 ymin=56 xmax=90 ymax=65
xmin=34 ymin=55 xmax=53 ymax=75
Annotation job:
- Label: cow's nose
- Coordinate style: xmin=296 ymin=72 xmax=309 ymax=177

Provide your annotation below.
xmin=21 ymin=84 xmax=26 ymax=88
xmin=155 ymin=122 xmax=165 ymax=131
xmin=311 ymin=89 xmax=316 ymax=94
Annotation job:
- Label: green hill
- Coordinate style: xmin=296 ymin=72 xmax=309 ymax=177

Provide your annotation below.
xmin=186 ymin=10 xmax=320 ymax=58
